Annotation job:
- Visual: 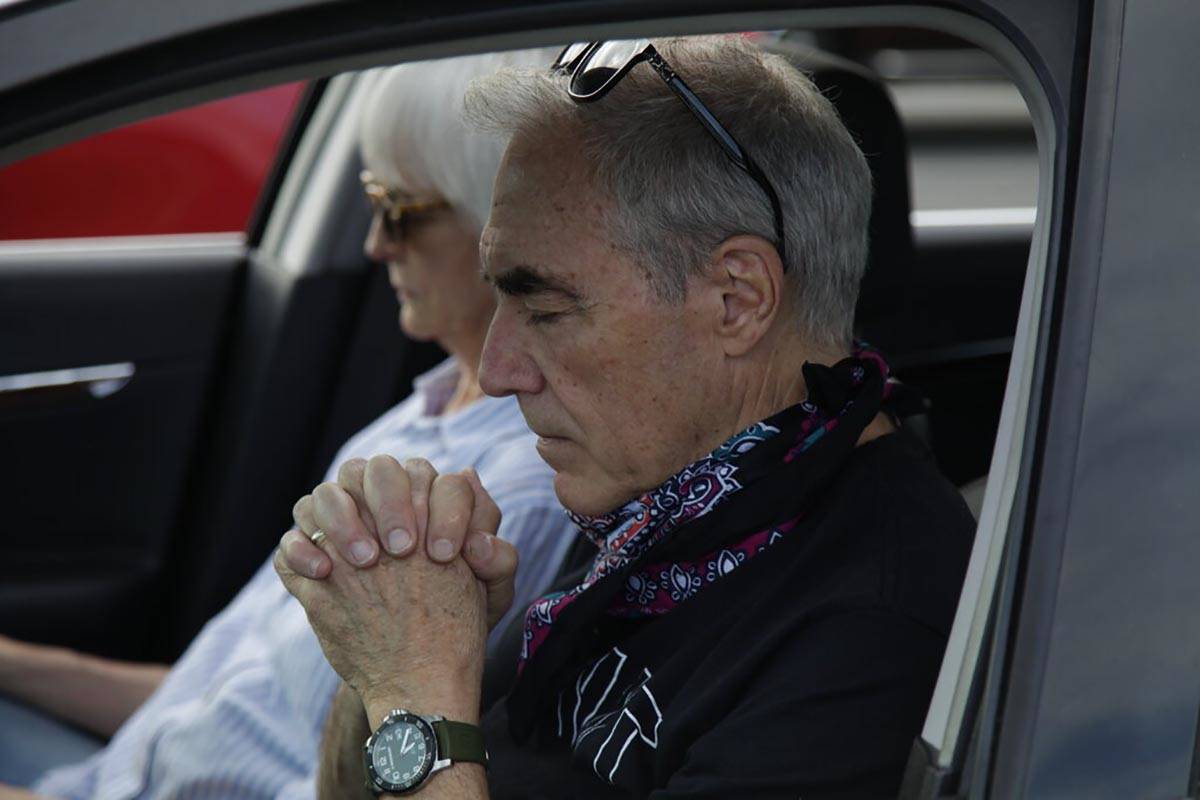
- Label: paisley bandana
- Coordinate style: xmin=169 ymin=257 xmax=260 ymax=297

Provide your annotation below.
xmin=517 ymin=344 xmax=893 ymax=671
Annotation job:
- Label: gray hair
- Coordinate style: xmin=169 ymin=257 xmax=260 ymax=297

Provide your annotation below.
xmin=464 ymin=36 xmax=872 ymax=349
xmin=358 ymin=47 xmax=559 ymax=233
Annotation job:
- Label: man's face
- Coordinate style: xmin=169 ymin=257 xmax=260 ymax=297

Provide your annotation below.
xmin=479 ymin=133 xmax=725 ymax=516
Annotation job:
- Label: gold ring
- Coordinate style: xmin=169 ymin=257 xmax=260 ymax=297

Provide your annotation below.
xmin=310 ymin=528 xmax=329 ymax=547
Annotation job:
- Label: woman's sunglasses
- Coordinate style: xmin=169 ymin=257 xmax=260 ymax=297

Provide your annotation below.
xmin=552 ymin=40 xmax=788 ymax=270
xmin=360 ymin=170 xmax=450 ymax=240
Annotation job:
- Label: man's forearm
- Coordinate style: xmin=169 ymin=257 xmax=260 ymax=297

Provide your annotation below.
xmin=0 ymin=636 xmax=167 ymax=738
xmin=317 ymin=683 xmax=375 ymax=800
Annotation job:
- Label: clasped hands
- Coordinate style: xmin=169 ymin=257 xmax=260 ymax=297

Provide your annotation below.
xmin=273 ymin=455 xmax=518 ymax=723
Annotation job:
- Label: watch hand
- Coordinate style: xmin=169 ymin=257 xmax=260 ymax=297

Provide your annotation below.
xmin=400 ymin=728 xmax=413 ymax=754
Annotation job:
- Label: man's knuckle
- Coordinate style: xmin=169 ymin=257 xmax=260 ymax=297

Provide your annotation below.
xmin=274 ymin=551 xmax=294 ymax=581
xmin=404 ymin=457 xmax=436 ymax=477
xmin=370 ymin=453 xmax=402 ymax=471
xmin=320 ymin=485 xmax=357 ymax=516
xmin=319 ymin=480 xmax=345 ymax=498
xmin=438 ymin=472 xmax=472 ymax=497
xmin=312 ymin=483 xmax=334 ymax=506
xmin=338 ymin=459 xmax=366 ymax=483
xmin=292 ymin=495 xmax=310 ymax=519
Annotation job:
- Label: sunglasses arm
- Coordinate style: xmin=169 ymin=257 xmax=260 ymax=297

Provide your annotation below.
xmin=657 ymin=70 xmax=789 ymax=270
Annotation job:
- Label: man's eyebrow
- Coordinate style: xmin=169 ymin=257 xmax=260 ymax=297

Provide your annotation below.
xmin=487 ymin=265 xmax=582 ymax=301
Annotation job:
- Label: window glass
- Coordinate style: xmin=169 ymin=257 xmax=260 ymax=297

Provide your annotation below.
xmin=0 ymin=82 xmax=304 ymax=240
xmin=814 ymin=27 xmax=1038 ymax=215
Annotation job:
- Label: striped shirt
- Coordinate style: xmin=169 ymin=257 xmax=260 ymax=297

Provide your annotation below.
xmin=36 ymin=358 xmax=577 ymax=799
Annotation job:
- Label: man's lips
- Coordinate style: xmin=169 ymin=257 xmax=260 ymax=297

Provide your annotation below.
xmin=532 ymin=429 xmax=572 ymax=448
xmin=528 ymin=424 xmax=567 ymax=439
xmin=534 ymin=435 xmax=571 ymax=462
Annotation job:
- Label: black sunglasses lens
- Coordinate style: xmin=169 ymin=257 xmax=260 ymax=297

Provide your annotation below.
xmin=569 ymin=39 xmax=650 ymax=98
xmin=571 ymin=65 xmax=618 ymax=96
xmin=379 ymin=212 xmax=398 ymax=239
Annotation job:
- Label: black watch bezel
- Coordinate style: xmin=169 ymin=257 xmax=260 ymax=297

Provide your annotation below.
xmin=363 ymin=710 xmax=439 ymax=795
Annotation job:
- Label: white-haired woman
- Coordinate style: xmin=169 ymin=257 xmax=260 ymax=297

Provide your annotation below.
xmin=0 ymin=48 xmax=571 ymax=800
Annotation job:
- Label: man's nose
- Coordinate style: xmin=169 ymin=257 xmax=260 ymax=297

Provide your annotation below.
xmin=363 ymin=215 xmax=401 ymax=263
xmin=479 ymin=309 xmax=544 ymax=398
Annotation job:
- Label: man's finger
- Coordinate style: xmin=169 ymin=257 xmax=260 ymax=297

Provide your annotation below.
xmin=402 ymin=458 xmax=438 ymax=541
xmin=363 ymin=455 xmax=418 ymax=556
xmin=426 ymin=473 xmax=474 ymax=563
xmin=336 ymin=458 xmax=376 ymax=538
xmin=277 ymin=527 xmax=332 ymax=580
xmin=463 ymin=534 xmax=519 ymax=631
xmin=462 ymin=468 xmax=502 ymax=537
xmin=458 ymin=470 xmax=517 ymax=629
xmin=313 ymin=482 xmax=379 ymax=568
xmin=293 ymin=494 xmax=318 ymax=537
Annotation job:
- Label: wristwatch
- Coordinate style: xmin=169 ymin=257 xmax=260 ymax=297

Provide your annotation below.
xmin=363 ymin=708 xmax=488 ymax=795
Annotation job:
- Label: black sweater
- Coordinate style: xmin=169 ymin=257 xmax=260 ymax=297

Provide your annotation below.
xmin=482 ymin=432 xmax=975 ymax=799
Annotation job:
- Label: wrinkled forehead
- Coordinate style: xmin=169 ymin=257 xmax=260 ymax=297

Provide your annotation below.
xmin=481 ymin=132 xmax=613 ymax=276
xmin=494 ymin=130 xmax=592 ymax=215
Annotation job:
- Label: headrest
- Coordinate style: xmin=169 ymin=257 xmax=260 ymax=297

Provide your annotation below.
xmin=757 ymin=38 xmax=915 ymax=351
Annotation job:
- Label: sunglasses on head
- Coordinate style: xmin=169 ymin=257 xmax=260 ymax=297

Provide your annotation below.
xmin=360 ymin=170 xmax=450 ymax=240
xmin=552 ymin=39 xmax=788 ymax=270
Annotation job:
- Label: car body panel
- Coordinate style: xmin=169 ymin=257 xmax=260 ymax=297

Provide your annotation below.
xmin=993 ymin=1 xmax=1200 ymax=796
xmin=0 ymin=83 xmax=303 ymax=240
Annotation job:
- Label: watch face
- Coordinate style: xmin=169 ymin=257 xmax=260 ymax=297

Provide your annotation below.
xmin=367 ymin=713 xmax=436 ymax=792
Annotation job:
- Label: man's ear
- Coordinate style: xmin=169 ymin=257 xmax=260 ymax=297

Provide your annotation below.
xmin=708 ymin=234 xmax=786 ymax=357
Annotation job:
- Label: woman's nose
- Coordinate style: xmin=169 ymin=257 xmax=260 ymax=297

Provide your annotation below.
xmin=363 ymin=214 xmax=400 ymax=263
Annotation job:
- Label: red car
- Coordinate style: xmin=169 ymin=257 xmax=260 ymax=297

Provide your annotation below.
xmin=0 ymin=82 xmax=304 ymax=239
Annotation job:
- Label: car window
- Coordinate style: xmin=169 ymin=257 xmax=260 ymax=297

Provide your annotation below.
xmin=815 ymin=27 xmax=1038 ymax=219
xmin=0 ymin=82 xmax=304 ymax=240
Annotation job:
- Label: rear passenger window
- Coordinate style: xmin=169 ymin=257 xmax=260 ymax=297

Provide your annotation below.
xmin=0 ymin=82 xmax=304 ymax=240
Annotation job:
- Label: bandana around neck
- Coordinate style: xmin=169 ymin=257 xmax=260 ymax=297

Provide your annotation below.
xmin=516 ymin=344 xmax=893 ymax=675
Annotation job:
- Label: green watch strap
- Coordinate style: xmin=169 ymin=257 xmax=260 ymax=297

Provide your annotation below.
xmin=433 ymin=720 xmax=488 ymax=766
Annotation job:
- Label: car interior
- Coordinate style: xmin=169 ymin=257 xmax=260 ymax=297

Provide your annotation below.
xmin=0 ymin=19 xmax=1035 ymax=766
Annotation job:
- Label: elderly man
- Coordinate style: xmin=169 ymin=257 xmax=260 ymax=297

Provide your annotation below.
xmin=278 ymin=36 xmax=973 ymax=799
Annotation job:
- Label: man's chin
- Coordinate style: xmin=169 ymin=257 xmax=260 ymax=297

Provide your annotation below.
xmin=552 ymin=470 xmax=627 ymax=519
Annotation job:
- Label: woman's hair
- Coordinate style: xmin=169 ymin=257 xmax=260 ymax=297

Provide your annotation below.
xmin=358 ymin=47 xmax=558 ymax=233
xmin=464 ymin=36 xmax=872 ymax=350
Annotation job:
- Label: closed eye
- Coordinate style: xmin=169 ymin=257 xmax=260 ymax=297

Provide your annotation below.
xmin=527 ymin=309 xmax=564 ymax=325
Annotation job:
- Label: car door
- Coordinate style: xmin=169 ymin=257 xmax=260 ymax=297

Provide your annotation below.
xmin=0 ymin=233 xmax=242 ymax=659
xmin=0 ymin=83 xmax=307 ymax=660
xmin=0 ymin=71 xmax=443 ymax=662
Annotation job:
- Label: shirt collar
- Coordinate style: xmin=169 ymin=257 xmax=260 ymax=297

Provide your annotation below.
xmin=412 ymin=357 xmax=462 ymax=417
xmin=411 ymin=357 xmax=531 ymax=445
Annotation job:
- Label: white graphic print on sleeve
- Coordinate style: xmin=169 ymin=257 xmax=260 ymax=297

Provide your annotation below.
xmin=559 ymin=647 xmax=664 ymax=785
